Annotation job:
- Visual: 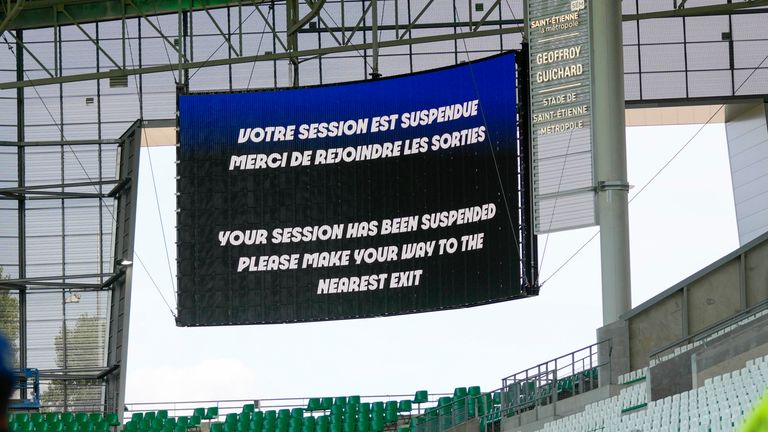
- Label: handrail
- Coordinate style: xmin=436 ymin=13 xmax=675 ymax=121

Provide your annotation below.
xmin=649 ymin=298 xmax=768 ymax=360
xmin=409 ymin=341 xmax=611 ymax=432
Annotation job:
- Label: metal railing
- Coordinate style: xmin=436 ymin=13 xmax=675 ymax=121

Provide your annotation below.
xmin=649 ymin=298 xmax=768 ymax=362
xmin=481 ymin=340 xmax=611 ymax=430
xmin=408 ymin=341 xmax=612 ymax=432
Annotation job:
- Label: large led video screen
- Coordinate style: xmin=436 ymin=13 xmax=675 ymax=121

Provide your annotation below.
xmin=177 ymin=52 xmax=524 ymax=326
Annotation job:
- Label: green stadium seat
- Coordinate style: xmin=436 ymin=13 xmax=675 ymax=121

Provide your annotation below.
xmin=210 ymin=423 xmax=224 ymax=432
xmin=328 ymin=413 xmax=341 ymax=426
xmin=45 ymin=414 xmax=61 ymax=426
xmin=453 ymin=388 xmax=467 ymax=399
xmin=384 ymin=409 xmax=397 ymax=424
xmin=371 ymin=416 xmax=385 ymax=432
xmin=491 ymin=392 xmax=501 ymax=405
xmin=31 ymin=414 xmax=44 ymax=425
xmin=358 ymin=403 xmax=370 ymax=416
xmin=345 ymin=403 xmax=357 ymax=415
xmin=264 ymin=412 xmax=277 ymax=422
xmin=95 ymin=421 xmax=110 ymax=432
xmin=355 ymin=417 xmax=369 ymax=432
xmin=385 ymin=402 xmax=397 ymax=418
xmin=223 ymin=423 xmax=237 ymax=432
xmin=205 ymin=408 xmax=219 ymax=421
xmin=242 ymin=405 xmax=256 ymax=414
xmin=398 ymin=400 xmax=412 ymax=413
xmin=151 ymin=418 xmax=164 ymax=430
xmin=47 ymin=424 xmax=64 ymax=432
xmin=333 ymin=397 xmax=347 ymax=407
xmin=370 ymin=402 xmax=383 ymax=413
xmin=306 ymin=398 xmax=322 ymax=411
xmin=163 ymin=425 xmax=174 ymax=432
xmin=174 ymin=425 xmax=186 ymax=432
xmin=301 ymin=417 xmax=315 ymax=432
xmin=290 ymin=409 xmax=304 ymax=419
xmin=225 ymin=414 xmax=238 ymax=424
xmin=176 ymin=417 xmax=189 ymax=429
xmin=314 ymin=421 xmax=329 ymax=432
xmin=241 ymin=412 xmax=253 ymax=425
xmin=277 ymin=410 xmax=290 ymax=420
xmin=252 ymin=412 xmax=264 ymax=424
xmin=130 ymin=414 xmax=143 ymax=424
xmin=139 ymin=418 xmax=152 ymax=431
xmin=412 ymin=391 xmax=428 ymax=404
xmin=437 ymin=397 xmax=452 ymax=409
xmin=156 ymin=411 xmax=168 ymax=421
xmin=144 ymin=413 xmax=156 ymax=423
xmin=189 ymin=416 xmax=201 ymax=427
xmin=16 ymin=415 xmax=30 ymax=425
xmin=192 ymin=409 xmax=205 ymax=420
xmin=319 ymin=398 xmax=333 ymax=411
xmin=347 ymin=396 xmax=361 ymax=405
xmin=277 ymin=417 xmax=290 ymax=430
xmin=105 ymin=414 xmax=120 ymax=427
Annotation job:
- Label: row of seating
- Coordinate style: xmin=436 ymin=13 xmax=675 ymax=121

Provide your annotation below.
xmin=124 ymin=411 xmax=201 ymax=432
xmin=9 ymin=412 xmax=121 ymax=432
xmin=535 ymin=354 xmax=768 ymax=432
xmin=410 ymin=387 xmax=497 ymax=432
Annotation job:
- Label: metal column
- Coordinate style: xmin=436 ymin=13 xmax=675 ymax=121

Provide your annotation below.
xmin=286 ymin=0 xmax=299 ymax=86
xmin=592 ymin=0 xmax=631 ymax=325
xmin=370 ymin=0 xmax=380 ymax=78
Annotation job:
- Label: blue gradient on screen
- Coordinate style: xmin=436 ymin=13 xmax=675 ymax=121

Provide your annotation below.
xmin=180 ymin=53 xmax=517 ymax=156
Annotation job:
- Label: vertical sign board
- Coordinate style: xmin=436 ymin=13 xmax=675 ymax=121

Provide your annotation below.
xmin=177 ymin=53 xmax=530 ymax=326
xmin=528 ymin=0 xmax=597 ymax=233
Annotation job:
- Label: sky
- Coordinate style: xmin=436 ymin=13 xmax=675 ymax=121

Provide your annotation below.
xmin=123 ymin=122 xmax=738 ymax=411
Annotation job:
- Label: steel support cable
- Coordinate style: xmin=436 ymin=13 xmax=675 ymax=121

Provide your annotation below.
xmin=452 ymin=5 xmax=531 ymax=289
xmin=188 ymin=4 xmax=261 ymax=80
xmin=537 ymin=130 xmax=576 ymax=280
xmin=317 ymin=6 xmax=374 ymax=71
xmin=149 ymin=0 xmax=180 ymax=84
xmin=1 ymin=34 xmax=178 ymax=320
xmin=123 ymin=23 xmax=179 ymax=307
xmin=246 ymin=6 xmax=272 ymax=89
xmin=539 ymin=49 xmax=768 ymax=287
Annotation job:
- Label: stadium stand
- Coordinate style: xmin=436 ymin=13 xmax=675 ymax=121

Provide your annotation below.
xmin=8 ymin=411 xmax=121 ymax=432
xmin=534 ymin=354 xmax=768 ymax=432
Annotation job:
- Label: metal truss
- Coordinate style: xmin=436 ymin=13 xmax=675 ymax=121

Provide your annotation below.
xmin=1 ymin=0 xmax=767 ymax=90
xmin=6 ymin=0 xmax=503 ymax=90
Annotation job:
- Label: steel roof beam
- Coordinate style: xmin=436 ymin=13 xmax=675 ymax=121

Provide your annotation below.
xmin=0 ymin=25 xmax=524 ymax=89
